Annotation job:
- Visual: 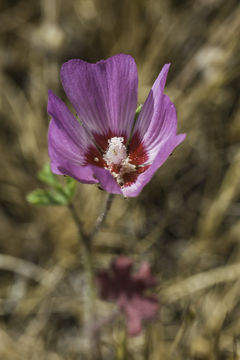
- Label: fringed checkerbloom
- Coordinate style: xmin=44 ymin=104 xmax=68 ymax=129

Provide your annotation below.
xmin=48 ymin=54 xmax=185 ymax=197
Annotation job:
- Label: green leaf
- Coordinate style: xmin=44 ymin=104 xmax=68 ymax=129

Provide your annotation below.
xmin=63 ymin=176 xmax=77 ymax=199
xmin=27 ymin=163 xmax=78 ymax=206
xmin=27 ymin=189 xmax=69 ymax=206
xmin=38 ymin=163 xmax=59 ymax=186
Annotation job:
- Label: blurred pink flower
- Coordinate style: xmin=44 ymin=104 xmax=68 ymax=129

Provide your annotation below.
xmin=97 ymin=257 xmax=158 ymax=336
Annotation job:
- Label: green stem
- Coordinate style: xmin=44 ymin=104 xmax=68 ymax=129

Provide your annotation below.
xmin=116 ymin=326 xmax=127 ymax=360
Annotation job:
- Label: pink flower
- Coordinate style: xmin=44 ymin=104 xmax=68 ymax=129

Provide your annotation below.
xmin=48 ymin=54 xmax=185 ymax=197
xmin=97 ymin=257 xmax=158 ymax=336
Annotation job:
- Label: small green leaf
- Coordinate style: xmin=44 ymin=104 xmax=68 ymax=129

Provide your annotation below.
xmin=27 ymin=189 xmax=69 ymax=206
xmin=63 ymin=176 xmax=77 ymax=199
xmin=27 ymin=163 xmax=77 ymax=206
xmin=38 ymin=163 xmax=59 ymax=186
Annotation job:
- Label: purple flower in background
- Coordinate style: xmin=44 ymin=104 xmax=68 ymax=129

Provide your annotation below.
xmin=48 ymin=54 xmax=185 ymax=197
xmin=97 ymin=257 xmax=158 ymax=336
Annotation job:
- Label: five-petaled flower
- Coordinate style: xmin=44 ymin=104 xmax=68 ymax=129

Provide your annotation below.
xmin=48 ymin=54 xmax=185 ymax=197
xmin=97 ymin=257 xmax=158 ymax=336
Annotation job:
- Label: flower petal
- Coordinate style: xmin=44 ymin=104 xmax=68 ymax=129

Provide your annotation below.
xmin=48 ymin=90 xmax=97 ymax=183
xmin=60 ymin=54 xmax=138 ymax=138
xmin=48 ymin=90 xmax=91 ymax=153
xmin=58 ymin=163 xmax=98 ymax=184
xmin=133 ymin=63 xmax=171 ymax=142
xmin=49 ymin=126 xmax=98 ymax=183
xmin=124 ymin=64 xmax=186 ymax=197
xmin=132 ymin=296 xmax=158 ymax=320
xmin=91 ymin=166 xmax=123 ymax=195
xmin=140 ymin=96 xmax=180 ymax=163
xmin=124 ymin=303 xmax=142 ymax=336
xmin=112 ymin=257 xmax=133 ymax=276
xmin=133 ymin=262 xmax=157 ymax=287
xmin=122 ymin=134 xmax=185 ymax=197
xmin=124 ymin=296 xmax=158 ymax=336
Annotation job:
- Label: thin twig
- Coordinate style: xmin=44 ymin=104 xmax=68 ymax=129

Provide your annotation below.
xmin=0 ymin=254 xmax=49 ymax=285
xmin=161 ymin=261 xmax=240 ymax=303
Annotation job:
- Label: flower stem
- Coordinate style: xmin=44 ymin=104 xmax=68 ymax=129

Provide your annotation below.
xmin=89 ymin=193 xmax=114 ymax=241
xmin=68 ymin=202 xmax=95 ymax=314
xmin=68 ymin=192 xmax=115 ymax=357
xmin=116 ymin=326 xmax=127 ymax=360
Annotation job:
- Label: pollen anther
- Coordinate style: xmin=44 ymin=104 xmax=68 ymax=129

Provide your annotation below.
xmin=103 ymin=137 xmax=127 ymax=165
xmin=103 ymin=136 xmax=136 ymax=186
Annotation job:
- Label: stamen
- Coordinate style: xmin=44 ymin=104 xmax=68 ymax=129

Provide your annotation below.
xmin=103 ymin=137 xmax=127 ymax=165
xmin=103 ymin=137 xmax=137 ymax=186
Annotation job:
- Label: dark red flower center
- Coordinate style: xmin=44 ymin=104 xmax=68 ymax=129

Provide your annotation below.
xmin=85 ymin=131 xmax=149 ymax=187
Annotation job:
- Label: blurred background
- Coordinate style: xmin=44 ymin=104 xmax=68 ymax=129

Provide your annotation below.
xmin=0 ymin=0 xmax=240 ymax=359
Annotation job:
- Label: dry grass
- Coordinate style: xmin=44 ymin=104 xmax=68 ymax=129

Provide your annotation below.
xmin=0 ymin=0 xmax=240 ymax=358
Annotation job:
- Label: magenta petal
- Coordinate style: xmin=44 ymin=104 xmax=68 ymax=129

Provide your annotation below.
xmin=124 ymin=296 xmax=158 ymax=336
xmin=91 ymin=166 xmax=123 ymax=195
xmin=122 ymin=134 xmax=185 ymax=197
xmin=146 ymin=133 xmax=186 ymax=179
xmin=140 ymin=96 xmax=179 ymax=162
xmin=48 ymin=130 xmax=98 ymax=184
xmin=112 ymin=257 xmax=133 ymax=276
xmin=133 ymin=64 xmax=171 ymax=140
xmin=121 ymin=64 xmax=186 ymax=197
xmin=48 ymin=119 xmax=83 ymax=166
xmin=48 ymin=91 xmax=97 ymax=184
xmin=133 ymin=262 xmax=157 ymax=287
xmin=124 ymin=302 xmax=142 ymax=336
xmin=132 ymin=296 xmax=159 ymax=320
xmin=48 ymin=90 xmax=91 ymax=152
xmin=57 ymin=164 xmax=98 ymax=184
xmin=60 ymin=54 xmax=138 ymax=138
